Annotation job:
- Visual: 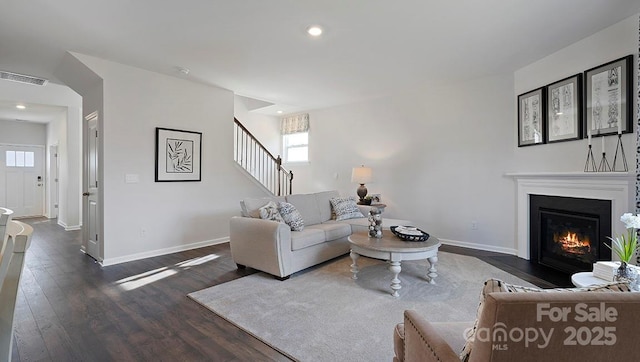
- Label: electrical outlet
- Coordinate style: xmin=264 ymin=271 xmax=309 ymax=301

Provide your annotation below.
xmin=141 ymin=228 xmax=147 ymax=238
xmin=471 ymin=221 xmax=478 ymax=230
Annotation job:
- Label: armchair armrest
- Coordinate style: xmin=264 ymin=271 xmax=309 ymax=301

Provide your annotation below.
xmin=229 ymin=216 xmax=292 ymax=278
xmin=401 ymin=310 xmax=459 ymax=362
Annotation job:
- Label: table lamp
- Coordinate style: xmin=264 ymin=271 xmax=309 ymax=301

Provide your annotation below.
xmin=351 ymin=166 xmax=372 ymax=204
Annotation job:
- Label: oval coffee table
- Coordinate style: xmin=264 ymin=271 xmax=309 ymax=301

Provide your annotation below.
xmin=348 ymin=231 xmax=441 ymax=297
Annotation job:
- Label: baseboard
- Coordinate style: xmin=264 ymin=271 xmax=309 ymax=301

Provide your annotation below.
xmin=100 ymin=237 xmax=230 ymax=267
xmin=57 ymin=220 xmax=82 ymax=231
xmin=438 ymin=238 xmax=517 ymax=256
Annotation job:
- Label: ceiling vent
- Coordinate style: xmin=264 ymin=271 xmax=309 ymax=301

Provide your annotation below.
xmin=0 ymin=71 xmax=48 ymax=86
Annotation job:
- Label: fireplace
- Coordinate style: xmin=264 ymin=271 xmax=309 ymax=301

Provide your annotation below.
xmin=530 ymin=195 xmax=611 ymax=274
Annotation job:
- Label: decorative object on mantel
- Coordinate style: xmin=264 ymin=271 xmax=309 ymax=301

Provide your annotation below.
xmin=584 ymin=131 xmax=597 ymax=172
xmin=607 ymin=213 xmax=640 ymax=289
xmin=368 ymin=209 xmax=383 ymax=238
xmin=597 ymin=134 xmax=611 ymax=172
xmin=612 ymin=133 xmax=628 ymax=172
xmin=351 ymin=165 xmax=372 ymax=204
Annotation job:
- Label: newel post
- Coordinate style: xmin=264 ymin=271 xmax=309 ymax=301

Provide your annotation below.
xmin=276 ymin=156 xmax=282 ymax=196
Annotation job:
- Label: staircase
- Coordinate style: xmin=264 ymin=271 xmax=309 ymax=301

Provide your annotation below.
xmin=234 ymin=118 xmax=293 ymax=196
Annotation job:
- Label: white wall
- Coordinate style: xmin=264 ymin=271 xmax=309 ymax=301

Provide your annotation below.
xmin=290 ymin=14 xmax=638 ymax=254
xmin=234 ymin=95 xmax=281 ymax=156
xmin=514 ymin=13 xmax=638 ymax=172
xmin=0 ymin=119 xmax=47 ymax=145
xmin=71 ymin=53 xmax=268 ymax=264
xmin=290 ymin=73 xmax=517 ymax=253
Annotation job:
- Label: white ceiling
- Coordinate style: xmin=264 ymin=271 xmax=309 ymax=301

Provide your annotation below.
xmin=0 ymin=100 xmax=66 ymax=124
xmin=0 ymin=0 xmax=638 ymax=118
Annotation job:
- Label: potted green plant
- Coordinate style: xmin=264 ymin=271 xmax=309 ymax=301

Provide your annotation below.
xmin=607 ymin=213 xmax=640 ymax=282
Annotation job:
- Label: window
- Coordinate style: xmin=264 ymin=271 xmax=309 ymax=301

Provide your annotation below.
xmin=5 ymin=150 xmax=34 ymax=167
xmin=283 ymin=132 xmax=308 ymax=163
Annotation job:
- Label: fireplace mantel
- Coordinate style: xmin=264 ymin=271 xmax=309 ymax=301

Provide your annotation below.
xmin=506 ymin=172 xmax=634 ymax=259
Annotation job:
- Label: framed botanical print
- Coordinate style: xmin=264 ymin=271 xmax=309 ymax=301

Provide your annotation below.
xmin=155 ymin=127 xmax=202 ymax=182
xmin=546 ymin=74 xmax=582 ymax=143
xmin=517 ymin=87 xmax=546 ymax=147
xmin=584 ymin=55 xmax=633 ymax=137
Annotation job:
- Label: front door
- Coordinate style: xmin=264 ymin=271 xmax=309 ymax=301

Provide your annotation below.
xmin=83 ymin=112 xmax=101 ymax=260
xmin=0 ymin=145 xmax=45 ymax=217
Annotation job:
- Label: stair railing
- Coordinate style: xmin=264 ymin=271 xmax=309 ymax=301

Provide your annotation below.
xmin=234 ymin=118 xmax=293 ymax=196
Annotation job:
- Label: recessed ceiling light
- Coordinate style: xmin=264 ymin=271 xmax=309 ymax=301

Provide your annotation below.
xmin=16 ymin=104 xmax=26 ymax=109
xmin=307 ymin=26 xmax=323 ymax=37
xmin=277 ymin=110 xmax=284 ymax=114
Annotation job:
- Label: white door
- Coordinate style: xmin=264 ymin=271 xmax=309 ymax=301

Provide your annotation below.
xmin=83 ymin=112 xmax=101 ymax=260
xmin=0 ymin=145 xmax=45 ymax=218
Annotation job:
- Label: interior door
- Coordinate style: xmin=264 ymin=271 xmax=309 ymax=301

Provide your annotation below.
xmin=83 ymin=112 xmax=101 ymax=260
xmin=0 ymin=145 xmax=45 ymax=218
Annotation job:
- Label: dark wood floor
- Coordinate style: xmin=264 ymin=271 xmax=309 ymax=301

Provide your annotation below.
xmin=11 ymin=218 xmax=572 ymax=361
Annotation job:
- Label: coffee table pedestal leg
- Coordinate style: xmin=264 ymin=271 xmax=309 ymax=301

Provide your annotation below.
xmin=389 ymin=260 xmax=401 ymax=297
xmin=350 ymin=251 xmax=359 ymax=279
xmin=427 ymin=256 xmax=438 ymax=284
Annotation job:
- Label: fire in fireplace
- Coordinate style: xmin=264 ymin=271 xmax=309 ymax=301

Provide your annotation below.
xmin=530 ymin=195 xmax=611 ymax=275
xmin=555 ymin=231 xmax=591 ymax=256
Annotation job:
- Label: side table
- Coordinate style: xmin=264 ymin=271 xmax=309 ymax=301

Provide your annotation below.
xmin=571 ymin=272 xmax=609 ymax=287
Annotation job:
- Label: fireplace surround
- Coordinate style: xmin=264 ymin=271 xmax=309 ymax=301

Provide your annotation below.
xmin=508 ymin=172 xmax=634 ymax=260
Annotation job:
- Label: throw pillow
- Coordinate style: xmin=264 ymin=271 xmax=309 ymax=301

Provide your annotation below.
xmin=278 ymin=202 xmax=305 ymax=231
xmin=259 ymin=201 xmax=285 ymax=223
xmin=459 ymin=279 xmax=632 ymax=362
xmin=329 ymin=196 xmax=364 ymax=221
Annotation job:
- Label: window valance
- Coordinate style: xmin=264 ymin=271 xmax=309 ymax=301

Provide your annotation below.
xmin=281 ymin=113 xmax=310 ymax=135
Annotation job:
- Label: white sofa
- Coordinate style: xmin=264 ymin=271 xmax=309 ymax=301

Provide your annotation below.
xmin=230 ymin=190 xmax=411 ymax=279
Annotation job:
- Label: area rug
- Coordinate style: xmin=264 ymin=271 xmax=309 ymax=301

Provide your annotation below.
xmin=188 ymin=252 xmax=536 ymax=361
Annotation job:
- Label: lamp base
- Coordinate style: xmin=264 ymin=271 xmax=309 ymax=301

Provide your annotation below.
xmin=357 ymin=184 xmax=368 ymax=204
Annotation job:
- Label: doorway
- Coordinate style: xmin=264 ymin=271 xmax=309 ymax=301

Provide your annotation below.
xmin=0 ymin=144 xmax=45 ymax=218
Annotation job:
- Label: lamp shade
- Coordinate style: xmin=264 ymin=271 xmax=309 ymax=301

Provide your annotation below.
xmin=351 ymin=166 xmax=372 ymax=184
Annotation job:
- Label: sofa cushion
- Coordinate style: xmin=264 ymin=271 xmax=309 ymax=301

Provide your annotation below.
xmin=330 ymin=196 xmax=364 ymax=221
xmin=460 ymin=278 xmax=632 ymax=362
xmin=259 ymin=201 xmax=285 ymax=223
xmin=278 ymin=202 xmax=304 ymax=231
xmin=286 ymin=193 xmax=323 ymax=225
xmin=290 ymin=228 xmax=326 ymax=251
xmin=314 ymin=190 xmax=340 ymax=222
xmin=306 ymin=223 xmax=351 ymax=242
xmin=241 ymin=196 xmax=285 ymax=218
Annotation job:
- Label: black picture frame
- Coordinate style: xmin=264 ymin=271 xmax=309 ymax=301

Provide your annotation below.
xmin=517 ymin=87 xmax=546 ymax=147
xmin=155 ymin=127 xmax=202 ymax=182
xmin=545 ymin=74 xmax=582 ymax=143
xmin=584 ymin=55 xmax=633 ymax=137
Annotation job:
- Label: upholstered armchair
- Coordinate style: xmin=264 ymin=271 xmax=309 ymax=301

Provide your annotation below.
xmin=394 ymin=285 xmax=640 ymax=361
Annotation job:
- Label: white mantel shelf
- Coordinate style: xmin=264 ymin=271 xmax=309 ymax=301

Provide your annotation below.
xmin=507 ymin=171 xmax=635 ymax=260
xmin=505 ymin=172 xmax=634 ymax=179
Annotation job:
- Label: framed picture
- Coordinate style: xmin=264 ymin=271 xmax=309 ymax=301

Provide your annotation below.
xmin=517 ymin=87 xmax=546 ymax=147
xmin=545 ymin=74 xmax=582 ymax=143
xmin=370 ymin=194 xmax=381 ymax=203
xmin=584 ymin=55 xmax=633 ymax=137
xmin=155 ymin=127 xmax=202 ymax=182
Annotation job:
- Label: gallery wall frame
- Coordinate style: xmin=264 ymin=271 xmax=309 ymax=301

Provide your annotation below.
xmin=584 ymin=55 xmax=633 ymax=137
xmin=517 ymin=87 xmax=546 ymax=147
xmin=545 ymin=74 xmax=582 ymax=143
xmin=155 ymin=127 xmax=202 ymax=182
